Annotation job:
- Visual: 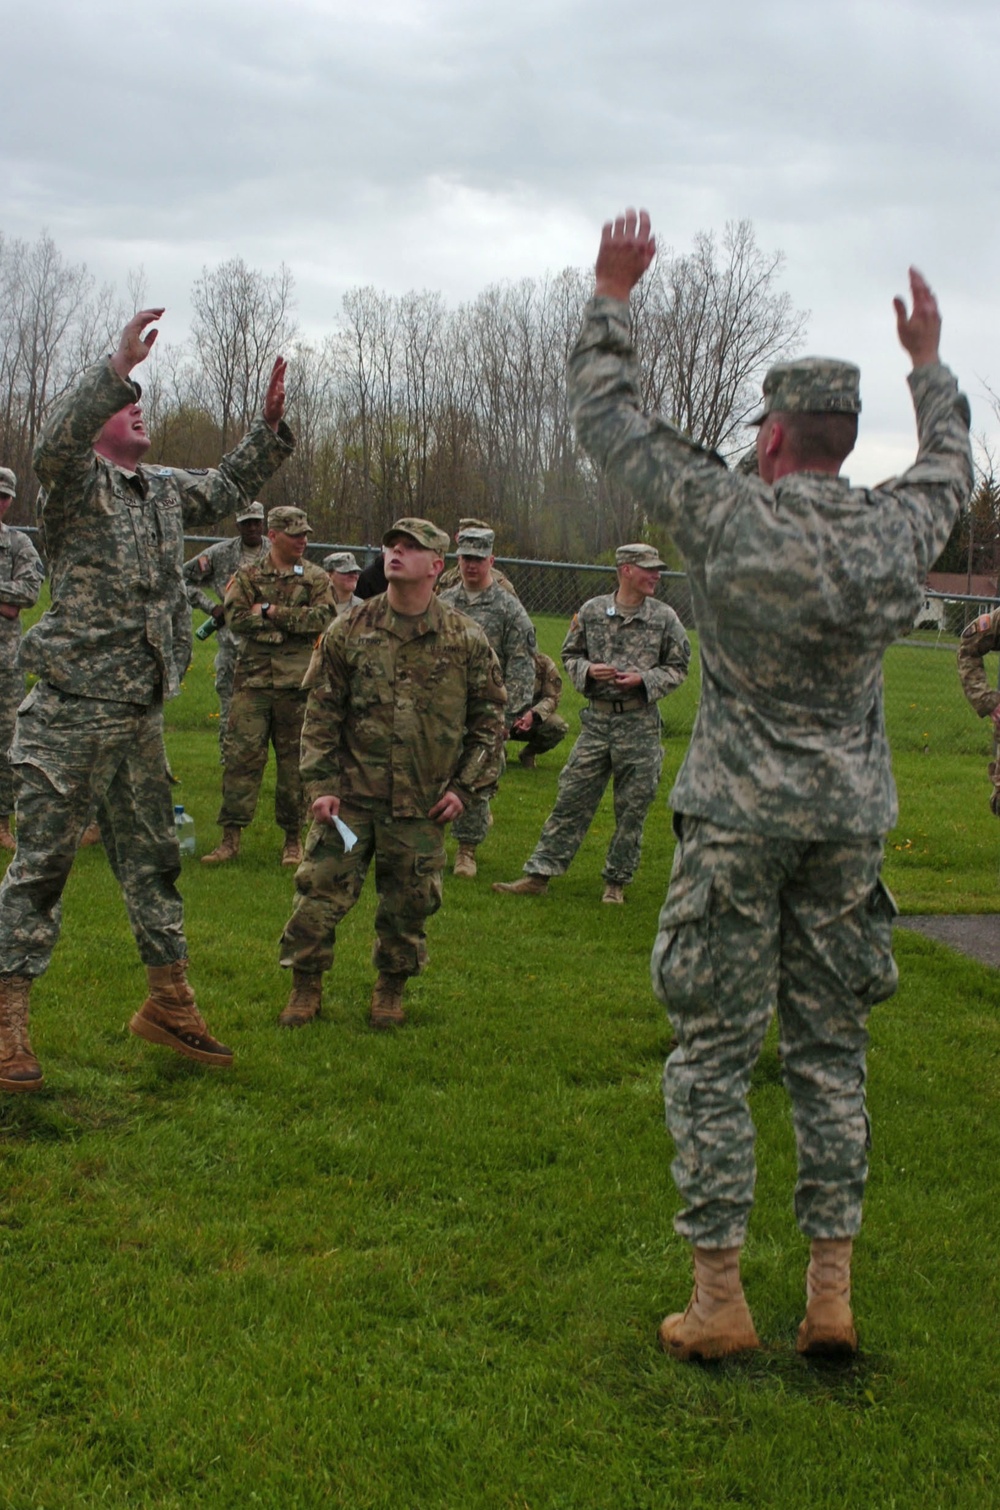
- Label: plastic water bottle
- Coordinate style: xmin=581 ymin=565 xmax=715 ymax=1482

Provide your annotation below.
xmin=174 ymin=805 xmax=197 ymax=857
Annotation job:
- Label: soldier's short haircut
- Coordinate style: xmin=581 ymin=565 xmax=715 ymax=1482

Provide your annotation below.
xmin=777 ymin=411 xmax=858 ymax=466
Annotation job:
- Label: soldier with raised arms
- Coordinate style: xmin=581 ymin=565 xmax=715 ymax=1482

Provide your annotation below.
xmin=568 ymin=210 xmax=973 ymax=1360
xmin=0 ymin=310 xmax=294 ymax=1091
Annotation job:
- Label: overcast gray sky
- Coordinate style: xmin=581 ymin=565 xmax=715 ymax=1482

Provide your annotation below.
xmin=4 ymin=0 xmax=998 ymax=483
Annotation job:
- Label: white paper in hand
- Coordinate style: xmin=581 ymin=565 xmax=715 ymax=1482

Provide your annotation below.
xmin=332 ymin=815 xmax=358 ymax=853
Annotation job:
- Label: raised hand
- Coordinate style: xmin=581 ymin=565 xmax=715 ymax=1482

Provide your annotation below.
xmin=263 ymin=357 xmax=287 ymax=431
xmin=111 ymin=309 xmax=164 ymax=380
xmin=893 ymin=268 xmax=941 ymax=370
xmin=595 ymin=209 xmax=656 ymax=301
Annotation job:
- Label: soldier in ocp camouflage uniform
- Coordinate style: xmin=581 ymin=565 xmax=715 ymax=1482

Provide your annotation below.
xmin=568 ymin=212 xmax=972 ymax=1361
xmin=323 ymin=551 xmax=363 ymax=616
xmin=494 ymin=544 xmax=689 ymax=903
xmin=202 ymin=506 xmax=334 ymax=868
xmin=507 ymin=650 xmax=569 ymax=768
xmin=439 ymin=526 xmax=536 ymax=877
xmin=956 ymin=608 xmax=1000 ymax=814
xmin=0 ymin=469 xmax=44 ymax=851
xmin=0 ymin=309 xmax=294 ymax=1091
xmin=183 ymin=499 xmax=268 ymax=756
xmin=277 ymin=517 xmax=504 ymax=1031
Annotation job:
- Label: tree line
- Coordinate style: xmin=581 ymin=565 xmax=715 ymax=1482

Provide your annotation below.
xmin=0 ymin=223 xmax=808 ymax=561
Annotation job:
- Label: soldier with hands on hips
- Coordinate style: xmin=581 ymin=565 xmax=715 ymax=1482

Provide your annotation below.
xmin=278 ymin=518 xmax=505 ymax=1032
xmin=0 ymin=310 xmax=294 ymax=1090
xmin=201 ymin=506 xmax=334 ymax=869
xmin=183 ymin=499 xmax=268 ymax=757
xmin=568 ymin=210 xmax=972 ymax=1360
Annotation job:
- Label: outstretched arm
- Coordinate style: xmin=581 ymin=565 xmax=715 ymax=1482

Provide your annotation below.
xmin=109 ymin=309 xmax=164 ymax=383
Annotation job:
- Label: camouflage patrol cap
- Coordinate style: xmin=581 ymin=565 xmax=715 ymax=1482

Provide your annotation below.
xmin=456 ymin=526 xmax=495 ymax=558
xmin=749 ymin=358 xmax=862 ymax=425
xmin=236 ymin=499 xmax=265 ymax=523
xmin=457 ymin=517 xmax=491 ymax=532
xmin=267 ymin=505 xmax=313 ymax=535
xmin=323 ymin=551 xmax=360 ymax=574
xmin=0 ymin=467 xmax=15 ymax=498
xmin=616 ymin=542 xmax=666 ymax=570
xmin=383 ymin=517 xmax=450 ymax=554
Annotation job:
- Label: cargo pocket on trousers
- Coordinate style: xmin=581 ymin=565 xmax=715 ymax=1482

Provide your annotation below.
xmin=650 ymin=875 xmax=714 ymax=1011
xmin=854 ymin=878 xmax=899 ymax=1006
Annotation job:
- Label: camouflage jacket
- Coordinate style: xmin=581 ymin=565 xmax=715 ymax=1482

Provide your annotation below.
xmin=333 ymin=593 xmax=363 ymax=617
xmin=438 ymin=578 xmax=536 ymax=725
xmin=183 ymin=534 xmax=268 ymax=616
xmin=225 ymin=556 xmax=334 ymax=690
xmin=957 ymin=608 xmax=1000 ymax=717
xmin=438 ymin=563 xmax=518 ymax=597
xmin=568 ymin=295 xmax=973 ymax=839
xmin=300 ymin=593 xmax=506 ymax=817
xmin=25 ymin=358 xmax=294 ymax=704
xmin=0 ymin=524 xmax=44 ymax=668
xmin=530 ymin=651 xmax=563 ymax=722
xmin=561 ymin=592 xmax=690 ymax=706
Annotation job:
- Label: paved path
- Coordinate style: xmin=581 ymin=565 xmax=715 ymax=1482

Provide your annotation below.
xmin=896 ymin=915 xmax=1000 ymax=969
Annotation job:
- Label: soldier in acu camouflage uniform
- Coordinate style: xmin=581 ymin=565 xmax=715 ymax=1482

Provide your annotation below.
xmin=202 ymin=506 xmax=334 ymax=869
xmin=0 ymin=309 xmax=294 ymax=1091
xmin=437 ymin=518 xmax=519 ymax=597
xmin=507 ymin=650 xmax=569 ymax=769
xmin=439 ymin=526 xmax=536 ymax=877
xmin=0 ymin=469 xmax=44 ymax=852
xmin=494 ymin=544 xmax=689 ymax=903
xmin=183 ymin=499 xmax=268 ymax=756
xmin=568 ymin=212 xmax=972 ymax=1361
xmin=278 ymin=517 xmax=504 ymax=1031
xmin=956 ymin=608 xmax=1000 ymax=814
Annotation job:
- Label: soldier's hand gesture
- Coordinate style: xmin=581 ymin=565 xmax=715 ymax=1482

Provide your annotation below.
xmin=595 ymin=209 xmax=656 ymax=301
xmin=893 ymin=269 xmax=941 ymax=370
xmin=110 ymin=309 xmax=164 ymax=381
xmin=263 ymin=357 xmax=287 ymax=431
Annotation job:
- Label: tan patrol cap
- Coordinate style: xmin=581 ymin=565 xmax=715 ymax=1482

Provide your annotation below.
xmin=749 ymin=358 xmax=862 ymax=425
xmin=268 ymin=505 xmax=313 ymax=535
xmin=383 ymin=517 xmax=450 ymax=554
xmin=237 ymin=499 xmax=265 ymax=523
xmin=616 ymin=542 xmax=666 ymax=570
xmin=0 ymin=467 xmax=16 ymax=498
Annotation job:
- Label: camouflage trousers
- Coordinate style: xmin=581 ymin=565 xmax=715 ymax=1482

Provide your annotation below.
xmin=451 ymin=747 xmax=505 ymax=849
xmin=525 ymin=705 xmax=663 ymax=885
xmin=214 ymin=629 xmax=239 ymax=754
xmin=279 ymin=802 xmax=445 ymax=978
xmin=0 ymin=682 xmax=186 ymax=977
xmin=217 ymin=685 xmax=308 ymax=835
xmin=651 ymin=816 xmax=897 ymax=1249
xmin=508 ymin=712 xmax=569 ymax=761
xmin=0 ymin=665 xmax=25 ymax=816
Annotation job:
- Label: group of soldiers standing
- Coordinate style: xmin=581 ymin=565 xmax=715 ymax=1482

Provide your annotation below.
xmin=0 ymin=211 xmax=981 ymax=1368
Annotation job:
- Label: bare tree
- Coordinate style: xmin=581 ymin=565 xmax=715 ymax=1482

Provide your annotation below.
xmin=188 ymin=258 xmax=297 ymax=448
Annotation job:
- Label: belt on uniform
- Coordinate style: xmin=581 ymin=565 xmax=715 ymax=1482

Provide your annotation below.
xmin=589 ymin=695 xmax=648 ymax=715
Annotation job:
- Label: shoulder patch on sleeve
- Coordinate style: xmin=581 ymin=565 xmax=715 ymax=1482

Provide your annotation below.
xmin=964 ymin=614 xmax=994 ymax=637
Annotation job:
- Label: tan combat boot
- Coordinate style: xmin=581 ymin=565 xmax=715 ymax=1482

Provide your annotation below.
xmin=278 ymin=971 xmax=322 ymax=1028
xmin=453 ymin=845 xmax=477 ymax=879
xmin=658 ymin=1246 xmax=760 ymax=1361
xmin=369 ymin=972 xmax=407 ymax=1030
xmin=0 ymin=817 xmax=15 ymax=853
xmin=492 ymin=874 xmax=548 ymax=896
xmin=130 ymin=962 xmax=233 ymax=1067
xmin=601 ymin=882 xmax=625 ymax=905
xmin=518 ymin=750 xmax=537 ymax=769
xmin=79 ymin=822 xmax=102 ymax=847
xmin=281 ymin=833 xmax=304 ymax=867
xmin=201 ymin=826 xmax=241 ymax=865
xmin=796 ymin=1238 xmax=858 ymax=1356
xmin=0 ymin=975 xmax=43 ymax=1092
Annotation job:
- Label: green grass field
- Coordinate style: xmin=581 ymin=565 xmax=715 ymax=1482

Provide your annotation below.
xmin=0 ymin=617 xmax=998 ymax=1508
